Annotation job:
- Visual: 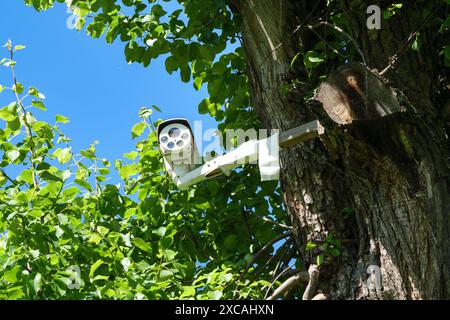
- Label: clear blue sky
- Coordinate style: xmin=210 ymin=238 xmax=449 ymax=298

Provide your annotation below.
xmin=0 ymin=1 xmax=218 ymax=182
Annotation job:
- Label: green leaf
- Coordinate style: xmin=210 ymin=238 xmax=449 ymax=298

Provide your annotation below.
xmin=328 ymin=248 xmax=341 ymax=257
xmin=411 ymin=33 xmax=422 ymax=52
xmin=207 ymin=290 xmax=223 ymax=300
xmin=63 ymin=186 xmax=81 ymax=199
xmin=87 ymin=21 xmax=106 ymax=38
xmin=41 ymin=171 xmax=62 ymax=182
xmin=0 ymin=103 xmax=18 ymax=122
xmin=181 ymin=286 xmax=196 ymax=298
xmin=159 ymin=270 xmax=173 ymax=281
xmin=6 ymin=150 xmax=20 ymax=162
xmin=180 ymin=65 xmax=191 ymax=82
xmin=88 ymin=233 xmax=102 ymax=244
xmin=151 ymin=4 xmax=167 ymax=17
xmin=198 ymin=98 xmax=219 ymax=116
xmin=119 ymin=164 xmax=139 ymax=179
xmin=28 ymin=87 xmax=45 ymax=99
xmin=193 ymin=76 xmax=204 ymax=90
xmin=89 ymin=259 xmax=104 ymax=278
xmin=165 ymin=56 xmax=178 ymax=74
xmin=13 ymin=82 xmax=24 ymax=95
xmin=98 ymin=168 xmax=110 ymax=175
xmin=304 ymin=51 xmax=324 ymax=69
xmin=290 ymin=52 xmax=301 ymax=68
xmin=163 ymin=249 xmax=177 ymax=261
xmin=75 ymin=179 xmax=92 ymax=191
xmin=124 ymin=151 xmax=139 ymax=160
xmin=50 ymin=254 xmax=59 ymax=266
xmin=132 ymin=122 xmax=146 ymax=139
xmin=32 ymin=100 xmax=46 ymax=111
xmin=14 ymin=45 xmax=26 ymax=51
xmin=134 ymin=237 xmax=151 ymax=252
xmin=316 ymin=254 xmax=324 ymax=266
xmin=152 ymin=226 xmax=167 ymax=238
xmin=56 ymin=114 xmax=70 ymax=124
xmin=207 ymin=78 xmax=224 ymax=98
xmin=80 ymin=148 xmax=96 ymax=160
xmin=4 ymin=266 xmax=20 ymax=283
xmin=306 ymin=242 xmax=317 ymax=251
xmin=55 ymin=148 xmax=72 ymax=164
xmin=73 ymin=3 xmax=90 ymax=17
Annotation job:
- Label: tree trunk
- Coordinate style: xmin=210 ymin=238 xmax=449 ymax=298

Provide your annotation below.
xmin=236 ymin=0 xmax=450 ymax=299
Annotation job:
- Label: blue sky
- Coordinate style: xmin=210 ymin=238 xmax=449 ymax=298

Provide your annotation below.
xmin=0 ymin=1 xmax=218 ymax=182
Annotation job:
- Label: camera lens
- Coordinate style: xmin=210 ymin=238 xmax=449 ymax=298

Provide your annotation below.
xmin=167 ymin=142 xmax=175 ymax=149
xmin=181 ymin=133 xmax=189 ymax=140
xmin=176 ymin=140 xmax=184 ymax=147
xmin=168 ymin=128 xmax=181 ymax=138
xmin=160 ymin=136 xmax=168 ymax=143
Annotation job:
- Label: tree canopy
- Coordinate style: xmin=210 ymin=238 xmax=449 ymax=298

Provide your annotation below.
xmin=0 ymin=0 xmax=448 ymax=299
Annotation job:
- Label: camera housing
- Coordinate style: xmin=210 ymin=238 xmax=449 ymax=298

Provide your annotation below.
xmin=157 ymin=118 xmax=199 ymax=183
xmin=157 ymin=118 xmax=295 ymax=190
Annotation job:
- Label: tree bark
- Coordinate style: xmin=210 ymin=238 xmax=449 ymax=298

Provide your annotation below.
xmin=237 ymin=0 xmax=450 ymax=299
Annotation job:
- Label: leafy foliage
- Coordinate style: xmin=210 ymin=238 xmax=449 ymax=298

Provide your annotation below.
xmin=0 ymin=41 xmax=294 ymax=299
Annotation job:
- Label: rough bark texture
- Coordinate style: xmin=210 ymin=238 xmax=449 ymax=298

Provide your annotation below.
xmin=237 ymin=0 xmax=450 ymax=299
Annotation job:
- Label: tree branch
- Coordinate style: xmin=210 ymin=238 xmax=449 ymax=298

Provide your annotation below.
xmin=312 ymin=293 xmax=327 ymax=300
xmin=266 ymin=271 xmax=309 ymax=300
xmin=250 ymin=211 xmax=293 ymax=230
xmin=242 ymin=232 xmax=292 ymax=276
xmin=302 ymin=264 xmax=321 ymax=300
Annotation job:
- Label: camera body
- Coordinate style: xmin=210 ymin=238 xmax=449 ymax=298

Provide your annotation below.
xmin=158 ymin=118 xmax=281 ymax=190
xmin=157 ymin=118 xmax=199 ymax=183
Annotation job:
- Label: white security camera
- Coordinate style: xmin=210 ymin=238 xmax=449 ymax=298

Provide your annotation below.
xmin=158 ymin=118 xmax=281 ymax=190
xmin=157 ymin=118 xmax=200 ymax=184
xmin=157 ymin=118 xmax=324 ymax=190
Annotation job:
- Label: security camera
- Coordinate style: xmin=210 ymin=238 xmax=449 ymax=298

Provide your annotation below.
xmin=157 ymin=118 xmax=323 ymax=190
xmin=157 ymin=118 xmax=200 ymax=184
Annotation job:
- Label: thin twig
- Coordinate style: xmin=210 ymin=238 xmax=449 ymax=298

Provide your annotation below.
xmin=241 ymin=232 xmax=292 ymax=278
xmin=379 ymin=2 xmax=441 ymax=76
xmin=9 ymin=47 xmax=39 ymax=190
xmin=0 ymin=169 xmax=17 ymax=186
xmin=251 ymin=212 xmax=293 ymax=230
xmin=306 ymin=20 xmax=369 ymax=102
xmin=250 ymin=237 xmax=294 ymax=283
xmin=233 ymin=232 xmax=292 ymax=298
xmin=263 ymin=262 xmax=296 ymax=299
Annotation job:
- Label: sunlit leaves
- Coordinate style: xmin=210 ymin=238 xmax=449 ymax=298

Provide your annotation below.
xmin=53 ymin=147 xmax=72 ymax=164
xmin=6 ymin=150 xmax=20 ymax=162
xmin=133 ymin=237 xmax=151 ymax=253
xmin=0 ymin=103 xmax=18 ymax=122
xmin=4 ymin=0 xmax=295 ymax=301
xmin=3 ymin=266 xmax=20 ymax=284
xmin=131 ymin=122 xmax=146 ymax=139
xmin=14 ymin=45 xmax=26 ymax=51
xmin=55 ymin=114 xmax=69 ymax=124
